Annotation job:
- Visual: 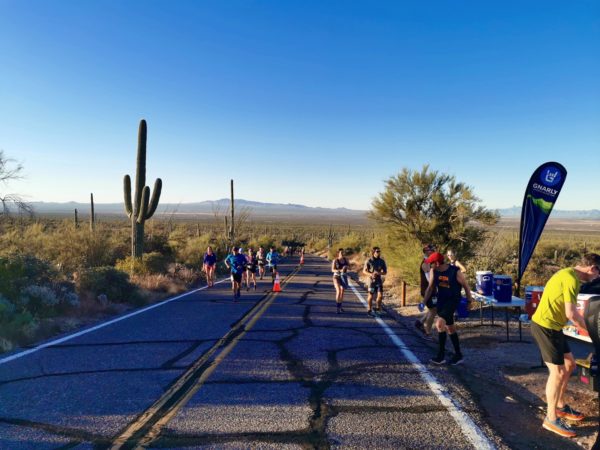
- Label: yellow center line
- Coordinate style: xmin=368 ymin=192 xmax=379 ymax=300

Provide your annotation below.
xmin=110 ymin=264 xmax=301 ymax=450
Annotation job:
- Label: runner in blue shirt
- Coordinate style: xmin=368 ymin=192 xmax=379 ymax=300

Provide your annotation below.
xmin=225 ymin=246 xmax=247 ymax=301
xmin=266 ymin=247 xmax=280 ymax=283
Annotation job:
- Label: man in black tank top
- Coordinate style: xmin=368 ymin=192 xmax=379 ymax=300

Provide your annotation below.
xmin=423 ymin=252 xmax=473 ymax=365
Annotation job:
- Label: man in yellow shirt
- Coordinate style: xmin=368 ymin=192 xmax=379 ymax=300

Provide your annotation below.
xmin=531 ymin=253 xmax=600 ymax=438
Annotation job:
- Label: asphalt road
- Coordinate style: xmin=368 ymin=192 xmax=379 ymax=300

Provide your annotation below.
xmin=0 ymin=255 xmax=502 ymax=449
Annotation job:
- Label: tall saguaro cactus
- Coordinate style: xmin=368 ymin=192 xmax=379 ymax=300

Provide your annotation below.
xmin=230 ymin=179 xmax=234 ymax=244
xmin=123 ymin=120 xmax=162 ymax=259
xmin=90 ymin=193 xmax=95 ymax=232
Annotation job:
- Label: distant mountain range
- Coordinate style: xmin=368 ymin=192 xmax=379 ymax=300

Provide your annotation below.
xmin=28 ymin=200 xmax=600 ymax=220
xmin=495 ymin=207 xmax=600 ymax=219
xmin=29 ymin=199 xmax=368 ymax=220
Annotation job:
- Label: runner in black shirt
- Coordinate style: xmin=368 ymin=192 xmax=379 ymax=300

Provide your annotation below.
xmin=332 ymin=248 xmax=349 ymax=314
xmin=363 ymin=247 xmax=387 ymax=316
xmin=423 ymin=252 xmax=473 ymax=365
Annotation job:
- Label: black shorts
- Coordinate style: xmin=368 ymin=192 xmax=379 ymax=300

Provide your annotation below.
xmin=531 ymin=322 xmax=571 ymax=365
xmin=437 ymin=299 xmax=458 ymax=326
xmin=270 ymin=265 xmax=278 ymax=273
xmin=230 ymin=273 xmax=243 ymax=283
xmin=246 ymin=264 xmax=257 ymax=273
xmin=425 ymin=297 xmax=437 ymax=310
xmin=368 ymin=278 xmax=383 ymax=294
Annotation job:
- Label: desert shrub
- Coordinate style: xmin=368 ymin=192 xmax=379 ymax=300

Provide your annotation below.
xmin=176 ymin=235 xmax=212 ymax=268
xmin=245 ymin=235 xmax=277 ymax=254
xmin=19 ymin=285 xmax=59 ymax=317
xmin=306 ymin=238 xmax=329 ymax=254
xmin=168 ymin=263 xmax=202 ymax=285
xmin=76 ymin=266 xmax=139 ymax=303
xmin=145 ymin=233 xmax=174 ymax=257
xmin=329 ymin=232 xmax=369 ymax=259
xmin=0 ymin=254 xmax=57 ymax=300
xmin=0 ymin=294 xmax=16 ymax=321
xmin=115 ymin=252 xmax=171 ymax=275
xmin=0 ymin=222 xmax=126 ymax=275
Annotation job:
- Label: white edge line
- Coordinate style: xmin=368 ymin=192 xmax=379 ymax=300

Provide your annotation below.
xmin=348 ymin=282 xmax=496 ymax=450
xmin=0 ymin=279 xmax=229 ymax=366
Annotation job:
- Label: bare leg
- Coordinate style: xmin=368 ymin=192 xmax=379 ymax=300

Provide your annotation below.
xmin=557 ymin=353 xmax=576 ymax=409
xmin=424 ymin=308 xmax=437 ymax=334
xmin=545 ymin=362 xmax=567 ymax=421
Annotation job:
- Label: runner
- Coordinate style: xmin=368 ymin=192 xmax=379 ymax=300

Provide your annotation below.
xmin=332 ymin=248 xmax=349 ymax=314
xmin=423 ymin=252 xmax=472 ymax=366
xmin=363 ymin=247 xmax=387 ymax=316
xmin=531 ymin=253 xmax=600 ymax=438
xmin=415 ymin=244 xmax=437 ymax=339
xmin=224 ymin=246 xmax=246 ymax=301
xmin=202 ymin=246 xmax=217 ymax=287
xmin=245 ymin=247 xmax=258 ymax=290
xmin=266 ymin=246 xmax=280 ymax=284
xmin=446 ymin=248 xmax=467 ymax=272
xmin=256 ymin=246 xmax=267 ymax=280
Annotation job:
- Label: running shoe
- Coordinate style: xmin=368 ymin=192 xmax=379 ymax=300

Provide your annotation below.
xmin=367 ymin=310 xmax=375 ymax=317
xmin=557 ymin=404 xmax=585 ymax=421
xmin=449 ymin=354 xmax=464 ymax=365
xmin=421 ymin=333 xmax=434 ymax=342
xmin=415 ymin=320 xmax=426 ymax=334
xmin=430 ymin=355 xmax=446 ymax=365
xmin=374 ymin=308 xmax=382 ymax=316
xmin=542 ymin=417 xmax=576 ymax=438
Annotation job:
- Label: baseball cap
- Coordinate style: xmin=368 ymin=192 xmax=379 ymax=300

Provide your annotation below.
xmin=425 ymin=252 xmax=444 ymax=264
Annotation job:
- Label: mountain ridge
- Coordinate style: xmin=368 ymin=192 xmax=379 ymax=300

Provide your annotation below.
xmin=27 ymin=200 xmax=600 ymax=219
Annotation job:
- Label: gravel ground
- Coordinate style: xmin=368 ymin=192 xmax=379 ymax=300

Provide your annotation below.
xmin=385 ymin=298 xmax=599 ymax=449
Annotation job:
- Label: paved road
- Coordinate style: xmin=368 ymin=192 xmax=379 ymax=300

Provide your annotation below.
xmin=0 ymin=255 xmax=501 ymax=449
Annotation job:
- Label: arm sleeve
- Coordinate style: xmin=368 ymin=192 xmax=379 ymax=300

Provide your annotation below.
xmin=563 ymin=276 xmax=579 ymax=304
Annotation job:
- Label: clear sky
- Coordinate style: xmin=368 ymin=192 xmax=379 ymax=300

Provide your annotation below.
xmin=1 ymin=1 xmax=598 ymax=211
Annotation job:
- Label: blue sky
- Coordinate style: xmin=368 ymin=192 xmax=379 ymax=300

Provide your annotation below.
xmin=1 ymin=1 xmax=598 ymax=211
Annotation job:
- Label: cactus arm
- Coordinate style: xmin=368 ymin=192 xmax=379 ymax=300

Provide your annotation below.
xmin=124 ymin=175 xmax=133 ymax=218
xmin=137 ymin=186 xmax=150 ymax=224
xmin=145 ymin=178 xmax=162 ymax=219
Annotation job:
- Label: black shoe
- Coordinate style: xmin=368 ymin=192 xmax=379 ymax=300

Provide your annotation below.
xmin=449 ymin=354 xmax=464 ymax=366
xmin=367 ymin=310 xmax=375 ymax=317
xmin=374 ymin=308 xmax=382 ymax=316
xmin=415 ymin=320 xmax=426 ymax=334
xmin=430 ymin=355 xmax=446 ymax=365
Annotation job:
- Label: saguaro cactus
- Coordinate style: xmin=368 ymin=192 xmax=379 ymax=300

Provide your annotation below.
xmin=230 ymin=179 xmax=234 ymax=244
xmin=90 ymin=193 xmax=95 ymax=232
xmin=123 ymin=119 xmax=162 ymax=259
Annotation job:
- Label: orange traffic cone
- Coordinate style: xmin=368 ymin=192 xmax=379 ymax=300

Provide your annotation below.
xmin=300 ymin=254 xmax=305 ymax=265
xmin=273 ymin=273 xmax=282 ymax=292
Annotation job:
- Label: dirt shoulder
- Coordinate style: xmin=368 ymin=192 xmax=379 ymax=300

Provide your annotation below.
xmin=385 ymin=298 xmax=598 ymax=450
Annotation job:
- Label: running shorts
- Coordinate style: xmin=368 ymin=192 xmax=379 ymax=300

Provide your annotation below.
xmin=230 ymin=273 xmax=243 ymax=283
xmin=368 ymin=278 xmax=383 ymax=294
xmin=531 ymin=322 xmax=571 ymax=365
xmin=436 ymin=298 xmax=459 ymax=326
xmin=333 ymin=274 xmax=348 ymax=289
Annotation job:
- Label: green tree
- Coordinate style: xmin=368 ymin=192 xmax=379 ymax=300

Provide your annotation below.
xmin=369 ymin=165 xmax=498 ymax=258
